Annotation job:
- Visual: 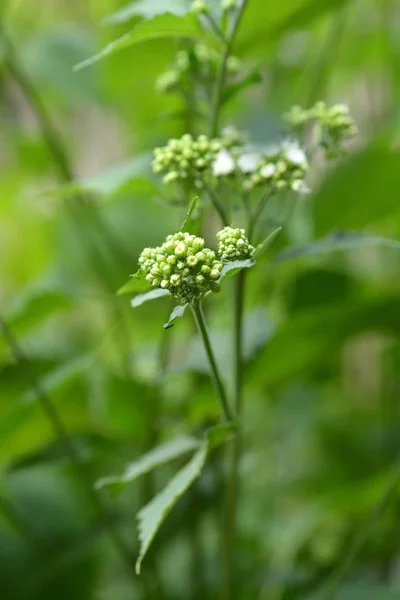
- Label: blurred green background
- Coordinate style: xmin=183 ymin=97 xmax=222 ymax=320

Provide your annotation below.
xmin=1 ymin=0 xmax=400 ymax=599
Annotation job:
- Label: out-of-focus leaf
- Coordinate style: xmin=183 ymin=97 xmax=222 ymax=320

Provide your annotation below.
xmin=219 ymin=259 xmax=255 ymax=282
xmin=275 ymin=230 xmax=400 ymax=261
xmin=222 ymin=67 xmax=263 ymax=105
xmin=131 ymin=288 xmax=170 ymax=307
xmin=117 ymin=271 xmax=148 ymax=296
xmin=236 ymin=0 xmax=350 ymax=55
xmin=205 ymin=422 xmax=235 ymax=449
xmin=335 ymin=586 xmax=400 ymax=600
xmin=96 ymin=436 xmax=200 ymax=489
xmin=253 ymin=227 xmax=282 ymax=258
xmin=75 ymin=14 xmax=202 ymax=70
xmin=135 ymin=442 xmax=208 ymax=573
xmin=105 ymin=0 xmax=190 ymax=25
xmin=313 ymin=138 xmax=400 ymax=236
xmin=163 ymin=304 xmax=187 ymax=329
xmin=180 ymin=196 xmax=198 ymax=232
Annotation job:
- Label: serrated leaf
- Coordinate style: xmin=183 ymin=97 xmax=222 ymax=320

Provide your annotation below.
xmin=253 ymin=227 xmax=282 ymax=258
xmin=163 ymin=304 xmax=187 ymax=329
xmin=96 ymin=436 xmax=200 ymax=490
xmin=275 ymin=231 xmax=400 ymax=262
xmin=105 ymin=0 xmax=190 ymax=25
xmin=180 ymin=196 xmax=198 ymax=232
xmin=118 ymin=271 xmax=148 ymax=296
xmin=136 ymin=443 xmax=208 ymax=573
xmin=219 ymin=259 xmax=255 ymax=283
xmin=74 ymin=13 xmax=202 ymax=71
xmin=131 ymin=288 xmax=170 ymax=307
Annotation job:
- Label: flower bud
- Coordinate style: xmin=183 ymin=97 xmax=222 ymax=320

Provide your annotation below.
xmin=175 ymin=242 xmax=187 ymax=258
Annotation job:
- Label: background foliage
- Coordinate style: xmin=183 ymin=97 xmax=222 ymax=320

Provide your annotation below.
xmin=1 ymin=0 xmax=400 ymax=599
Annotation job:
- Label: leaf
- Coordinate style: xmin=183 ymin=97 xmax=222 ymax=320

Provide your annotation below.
xmin=180 ymin=196 xmax=198 ymax=232
xmin=105 ymin=0 xmax=190 ymax=25
xmin=219 ymin=259 xmax=255 ymax=283
xmin=131 ymin=288 xmax=170 ymax=307
xmin=136 ymin=443 xmax=208 ymax=573
xmin=275 ymin=231 xmax=400 ymax=262
xmin=253 ymin=227 xmax=282 ymax=258
xmin=96 ymin=436 xmax=200 ymax=490
xmin=313 ymin=138 xmax=400 ymax=236
xmin=74 ymin=13 xmax=202 ymax=71
xmin=205 ymin=422 xmax=235 ymax=449
xmin=163 ymin=304 xmax=187 ymax=329
xmin=222 ymin=67 xmax=263 ymax=106
xmin=118 ymin=271 xmax=148 ymax=296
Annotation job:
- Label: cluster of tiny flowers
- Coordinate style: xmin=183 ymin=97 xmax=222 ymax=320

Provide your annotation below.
xmin=285 ymin=101 xmax=357 ymax=156
xmin=156 ymin=43 xmax=242 ymax=94
xmin=217 ymin=227 xmax=254 ymax=262
xmin=190 ymin=0 xmax=209 ymax=14
xmin=153 ymin=134 xmax=233 ymax=185
xmin=138 ymin=232 xmax=223 ymax=304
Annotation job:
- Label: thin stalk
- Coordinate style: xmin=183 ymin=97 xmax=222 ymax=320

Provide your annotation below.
xmin=202 ymin=12 xmax=227 ymax=43
xmin=0 ymin=315 xmax=141 ymax=587
xmin=191 ymin=300 xmax=233 ymax=422
xmin=203 ymin=181 xmax=229 ymax=225
xmin=210 ymin=0 xmax=249 ymax=137
xmin=317 ymin=461 xmax=400 ymax=600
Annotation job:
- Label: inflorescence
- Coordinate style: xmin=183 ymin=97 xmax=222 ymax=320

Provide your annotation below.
xmin=217 ymin=227 xmax=254 ymax=262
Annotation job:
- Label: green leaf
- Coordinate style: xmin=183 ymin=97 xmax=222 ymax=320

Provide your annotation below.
xmin=222 ymin=67 xmax=263 ymax=106
xmin=163 ymin=304 xmax=187 ymax=329
xmin=205 ymin=422 xmax=235 ymax=449
xmin=105 ymin=0 xmax=190 ymax=25
xmin=131 ymin=288 xmax=170 ymax=307
xmin=136 ymin=443 xmax=208 ymax=573
xmin=253 ymin=227 xmax=282 ymax=258
xmin=313 ymin=138 xmax=400 ymax=236
xmin=74 ymin=13 xmax=202 ymax=71
xmin=117 ymin=271 xmax=148 ymax=296
xmin=180 ymin=196 xmax=198 ymax=232
xmin=219 ymin=259 xmax=255 ymax=283
xmin=96 ymin=436 xmax=200 ymax=490
xmin=275 ymin=231 xmax=400 ymax=262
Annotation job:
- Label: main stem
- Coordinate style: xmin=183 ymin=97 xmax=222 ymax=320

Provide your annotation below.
xmin=191 ymin=300 xmax=233 ymax=422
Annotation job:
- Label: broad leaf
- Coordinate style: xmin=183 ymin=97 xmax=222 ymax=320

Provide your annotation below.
xmin=180 ymin=196 xmax=198 ymax=232
xmin=105 ymin=0 xmax=190 ymax=25
xmin=96 ymin=436 xmax=200 ymax=489
xmin=253 ymin=227 xmax=282 ymax=258
xmin=131 ymin=288 xmax=170 ymax=307
xmin=313 ymin=137 xmax=400 ymax=236
xmin=275 ymin=231 xmax=400 ymax=262
xmin=75 ymin=13 xmax=202 ymax=70
xmin=118 ymin=271 xmax=148 ymax=296
xmin=219 ymin=259 xmax=255 ymax=283
xmin=136 ymin=443 xmax=208 ymax=573
xmin=163 ymin=304 xmax=187 ymax=329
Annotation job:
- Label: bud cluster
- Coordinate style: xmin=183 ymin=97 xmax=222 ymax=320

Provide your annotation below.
xmin=153 ymin=134 xmax=228 ymax=186
xmin=138 ymin=232 xmax=223 ymax=304
xmin=285 ymin=101 xmax=357 ymax=156
xmin=156 ymin=43 xmax=242 ymax=94
xmin=217 ymin=227 xmax=254 ymax=262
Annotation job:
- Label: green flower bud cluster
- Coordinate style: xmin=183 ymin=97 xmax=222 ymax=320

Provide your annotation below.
xmin=156 ymin=44 xmax=242 ymax=93
xmin=217 ymin=227 xmax=254 ymax=262
xmin=222 ymin=0 xmax=237 ymax=9
xmin=238 ymin=140 xmax=309 ymax=193
xmin=285 ymin=101 xmax=357 ymax=156
xmin=138 ymin=232 xmax=223 ymax=304
xmin=152 ymin=134 xmax=225 ymax=185
xmin=191 ymin=0 xmax=209 ymax=14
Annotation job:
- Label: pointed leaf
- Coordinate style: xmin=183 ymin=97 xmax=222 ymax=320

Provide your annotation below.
xmin=131 ymin=288 xmax=170 ymax=307
xmin=105 ymin=0 xmax=190 ymax=24
xmin=74 ymin=13 xmax=201 ymax=71
xmin=118 ymin=271 xmax=148 ymax=296
xmin=275 ymin=231 xmax=400 ymax=262
xmin=96 ymin=436 xmax=200 ymax=490
xmin=136 ymin=443 xmax=208 ymax=573
xmin=219 ymin=259 xmax=255 ymax=283
xmin=163 ymin=304 xmax=187 ymax=329
xmin=180 ymin=196 xmax=198 ymax=232
xmin=253 ymin=227 xmax=282 ymax=258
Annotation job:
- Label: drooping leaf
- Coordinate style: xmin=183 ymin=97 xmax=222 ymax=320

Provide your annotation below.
xmin=253 ymin=227 xmax=282 ymax=258
xmin=74 ymin=13 xmax=202 ymax=71
xmin=117 ymin=271 xmax=148 ymax=296
xmin=105 ymin=0 xmax=190 ymax=25
xmin=131 ymin=288 xmax=170 ymax=307
xmin=313 ymin=137 xmax=400 ymax=236
xmin=96 ymin=436 xmax=200 ymax=489
xmin=135 ymin=443 xmax=208 ymax=573
xmin=275 ymin=231 xmax=400 ymax=262
xmin=163 ymin=304 xmax=187 ymax=329
xmin=219 ymin=259 xmax=255 ymax=283
xmin=180 ymin=196 xmax=198 ymax=232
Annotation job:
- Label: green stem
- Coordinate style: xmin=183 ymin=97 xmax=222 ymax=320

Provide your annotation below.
xmin=203 ymin=182 xmax=229 ymax=225
xmin=210 ymin=0 xmax=249 ymax=137
xmin=191 ymin=300 xmax=233 ymax=422
xmin=0 ymin=315 xmax=141 ymax=588
xmin=203 ymin=12 xmax=227 ymax=43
